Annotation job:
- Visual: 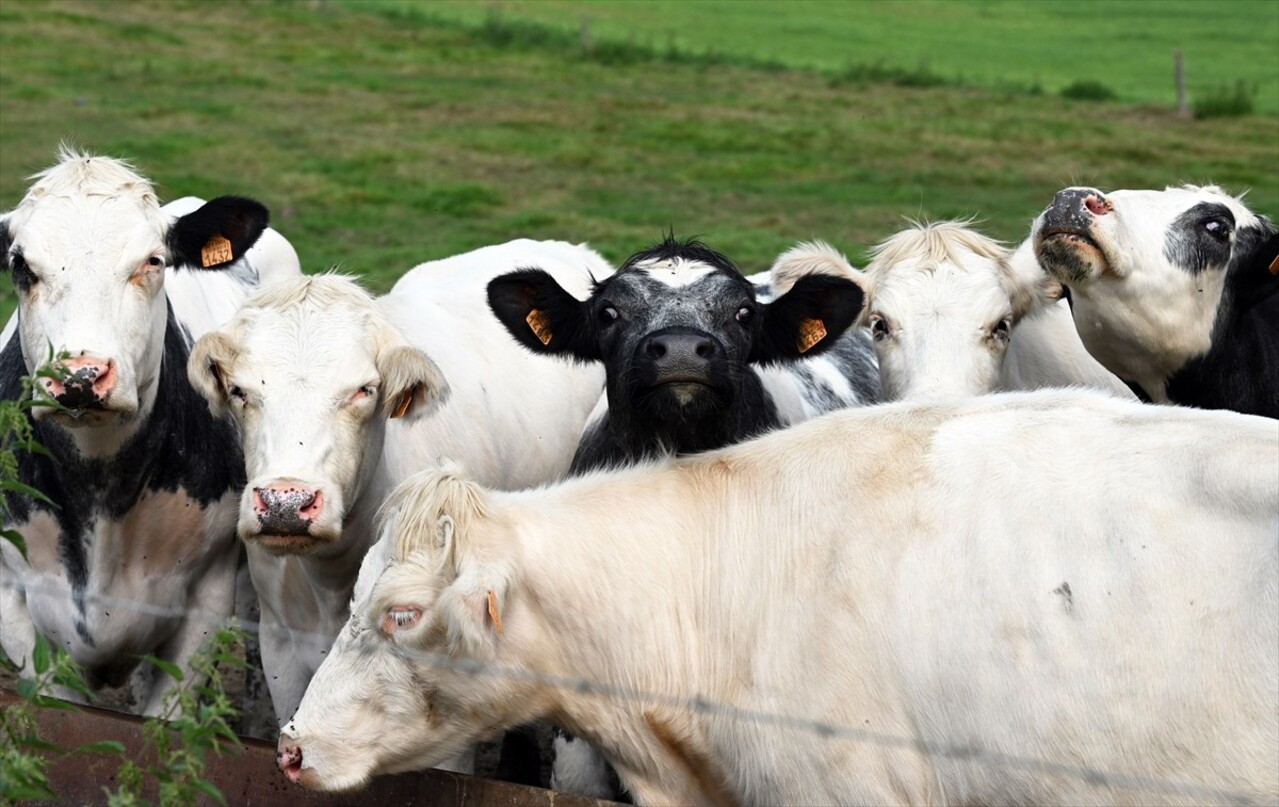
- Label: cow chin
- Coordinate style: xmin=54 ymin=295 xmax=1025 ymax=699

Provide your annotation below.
xmin=239 ymin=521 xmax=342 ymax=556
xmin=33 ymin=397 xmax=140 ymax=428
xmin=637 ymin=378 xmax=728 ymax=419
xmin=1035 ymin=230 xmax=1112 ymax=285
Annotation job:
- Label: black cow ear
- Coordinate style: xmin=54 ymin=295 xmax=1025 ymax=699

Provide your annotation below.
xmin=167 ymin=196 xmax=269 ymax=270
xmin=750 ymin=274 xmax=866 ymax=363
xmin=487 ymin=269 xmax=599 ymax=361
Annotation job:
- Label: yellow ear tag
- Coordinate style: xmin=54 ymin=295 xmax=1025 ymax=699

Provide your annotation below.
xmin=200 ymin=234 xmax=234 ymax=268
xmin=1268 ymin=254 xmax=1278 ymax=275
xmin=390 ymin=387 xmax=415 ymax=419
xmin=486 ymin=590 xmax=504 ymax=638
xmin=797 ymin=317 xmax=827 ymax=353
xmin=526 ymin=309 xmax=554 ymax=346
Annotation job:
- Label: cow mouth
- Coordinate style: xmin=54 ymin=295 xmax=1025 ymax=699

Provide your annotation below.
xmin=1035 ymin=226 xmax=1111 ymax=281
xmin=252 ymin=533 xmax=325 ymax=554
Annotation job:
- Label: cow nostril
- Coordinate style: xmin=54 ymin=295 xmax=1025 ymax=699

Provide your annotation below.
xmin=646 ymin=341 xmax=666 ymax=359
xmin=1084 ymin=195 xmax=1112 ymax=216
xmin=695 ymin=341 xmax=714 ymax=359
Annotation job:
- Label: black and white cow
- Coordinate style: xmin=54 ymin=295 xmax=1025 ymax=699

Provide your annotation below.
xmin=487 ymin=234 xmax=879 ymax=797
xmin=1034 ymin=185 xmax=1278 ymax=418
xmin=489 ymin=235 xmax=879 ymax=472
xmin=0 ymin=148 xmax=300 ymax=713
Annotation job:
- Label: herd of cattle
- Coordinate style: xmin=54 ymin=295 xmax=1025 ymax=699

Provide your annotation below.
xmin=1 ymin=148 xmax=1276 ymax=806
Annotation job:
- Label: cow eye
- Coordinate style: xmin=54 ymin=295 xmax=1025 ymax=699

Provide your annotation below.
xmin=1203 ymin=218 xmax=1231 ymax=241
xmin=734 ymin=306 xmax=754 ymax=325
xmin=381 ymin=606 xmax=422 ymax=635
xmin=10 ymin=253 xmax=37 ymax=290
xmin=870 ymin=315 xmax=891 ymax=341
xmin=351 ymin=384 xmax=378 ymax=402
xmin=598 ymin=304 xmax=619 ymax=325
xmin=991 ymin=318 xmax=1012 ymax=342
xmin=229 ymin=385 xmax=246 ymax=402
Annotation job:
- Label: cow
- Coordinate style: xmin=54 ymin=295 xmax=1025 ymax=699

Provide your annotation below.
xmin=487 ymin=234 xmax=879 ymax=472
xmin=800 ymin=223 xmax=1131 ymax=400
xmin=0 ymin=147 xmax=300 ymax=714
xmin=1033 ymin=184 xmax=1278 ymax=417
xmin=486 ymin=234 xmax=879 ymax=795
xmin=186 ymin=241 xmax=610 ymax=727
xmin=277 ymin=389 xmax=1278 ymax=806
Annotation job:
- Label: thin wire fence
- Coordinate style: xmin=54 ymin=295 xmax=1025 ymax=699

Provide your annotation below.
xmin=0 ymin=577 xmax=1266 ymax=806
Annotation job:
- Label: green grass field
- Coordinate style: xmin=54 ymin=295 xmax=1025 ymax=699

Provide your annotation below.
xmin=1 ymin=0 xmax=1276 ymax=324
xmin=362 ymin=0 xmax=1279 ymax=113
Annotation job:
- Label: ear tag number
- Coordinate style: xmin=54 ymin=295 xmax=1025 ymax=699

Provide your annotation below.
xmin=526 ymin=309 xmax=554 ymax=346
xmin=797 ymin=317 xmax=827 ymax=353
xmin=200 ymin=235 xmax=234 ymax=268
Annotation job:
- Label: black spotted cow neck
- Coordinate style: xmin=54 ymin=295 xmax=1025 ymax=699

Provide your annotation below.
xmin=0 ymin=303 xmax=245 ymax=642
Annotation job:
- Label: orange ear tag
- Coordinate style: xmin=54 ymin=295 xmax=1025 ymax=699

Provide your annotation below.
xmin=390 ymin=388 xmax=415 ymax=419
xmin=797 ymin=317 xmax=827 ymax=353
xmin=486 ymin=590 xmax=504 ymax=638
xmin=1268 ymin=254 xmax=1278 ymax=275
xmin=526 ymin=309 xmax=554 ymax=346
xmin=200 ymin=235 xmax=234 ymax=268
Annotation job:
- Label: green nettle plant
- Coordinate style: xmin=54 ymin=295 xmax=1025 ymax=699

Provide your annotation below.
xmin=1 ymin=360 xmax=244 ymax=806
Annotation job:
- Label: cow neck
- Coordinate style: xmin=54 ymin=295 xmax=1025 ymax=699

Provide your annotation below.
xmin=2 ymin=302 xmax=246 ymax=603
xmin=577 ymin=375 xmax=779 ymax=471
xmin=1163 ymin=263 xmax=1279 ymax=418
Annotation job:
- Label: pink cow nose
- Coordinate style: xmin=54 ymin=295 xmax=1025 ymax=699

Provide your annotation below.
xmin=41 ymin=356 xmax=117 ymax=409
xmin=253 ymin=481 xmax=324 ymax=535
xmin=276 ymin=740 xmax=304 ymax=783
xmin=1083 ymin=194 xmax=1113 ymax=216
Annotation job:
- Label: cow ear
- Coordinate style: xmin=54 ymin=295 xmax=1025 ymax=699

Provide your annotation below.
xmin=438 ymin=566 xmax=510 ymax=659
xmin=376 ymin=339 xmax=450 ymax=422
xmin=188 ymin=330 xmax=240 ymax=417
xmin=750 ymin=274 xmax=866 ymax=363
xmin=168 ymin=196 xmax=269 ymax=270
xmin=487 ymin=269 xmax=599 ymax=361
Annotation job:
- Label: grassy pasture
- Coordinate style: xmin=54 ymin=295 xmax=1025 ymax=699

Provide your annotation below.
xmin=1 ymin=0 xmax=1277 ymax=324
xmin=359 ymin=0 xmax=1279 ymax=113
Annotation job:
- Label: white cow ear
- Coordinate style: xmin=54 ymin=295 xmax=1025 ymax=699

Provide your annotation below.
xmin=188 ymin=330 xmax=240 ymax=416
xmin=769 ymin=241 xmax=868 ymax=298
xmin=438 ymin=567 xmax=510 ymax=659
xmin=376 ymin=342 xmax=450 ymax=421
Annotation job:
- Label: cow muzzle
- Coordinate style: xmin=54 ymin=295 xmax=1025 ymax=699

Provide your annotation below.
xmin=1035 ymin=187 xmax=1114 ymax=284
xmin=39 ymin=356 xmax=118 ymax=413
xmin=248 ymin=479 xmax=329 ymax=553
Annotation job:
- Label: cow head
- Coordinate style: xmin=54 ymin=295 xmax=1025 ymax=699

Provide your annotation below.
xmin=277 ymin=468 xmax=538 ymax=791
xmin=188 ymin=275 xmax=447 ymax=556
xmin=1033 ymin=184 xmax=1276 ymax=396
xmin=857 ymin=222 xmax=1060 ymax=400
xmin=1 ymin=148 xmax=268 ymax=439
xmin=487 ymin=235 xmax=865 ymax=455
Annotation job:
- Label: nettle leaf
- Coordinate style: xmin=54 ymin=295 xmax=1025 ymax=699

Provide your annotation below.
xmin=1 ymin=528 xmax=29 ymax=562
xmin=141 ymin=655 xmax=184 ymax=682
xmin=31 ymin=635 xmax=50 ymax=675
xmin=16 ymin=677 xmax=37 ymax=699
xmin=15 ymin=735 xmax=64 ymax=753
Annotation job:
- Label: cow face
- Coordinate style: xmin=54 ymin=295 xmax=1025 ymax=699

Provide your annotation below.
xmin=1 ymin=149 xmax=268 ymax=432
xmin=1033 ymin=185 xmax=1274 ymax=395
xmin=188 ymin=276 xmax=447 ymax=556
xmin=488 ymin=236 xmax=865 ymax=445
xmin=278 ymin=470 xmax=534 ymax=790
xmin=862 ymin=223 xmax=1059 ymax=400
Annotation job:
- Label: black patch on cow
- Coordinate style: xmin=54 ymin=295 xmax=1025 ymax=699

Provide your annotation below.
xmin=1053 ymin=581 xmax=1073 ymax=613
xmin=1 ymin=303 xmax=246 ymax=653
xmin=1164 ymin=222 xmax=1279 ymax=418
xmin=0 ymin=219 xmax=11 ymax=272
xmin=167 ymin=195 xmax=269 ymax=270
xmin=1163 ymin=202 xmax=1236 ymax=275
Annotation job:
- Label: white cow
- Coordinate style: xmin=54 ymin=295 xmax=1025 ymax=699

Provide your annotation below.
xmin=0 ymin=147 xmax=300 ymax=713
xmin=1034 ymin=184 xmax=1278 ymax=417
xmin=187 ymin=241 xmax=610 ymax=725
xmin=279 ymin=390 xmax=1277 ymax=806
xmin=775 ymin=225 xmax=1131 ymax=401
